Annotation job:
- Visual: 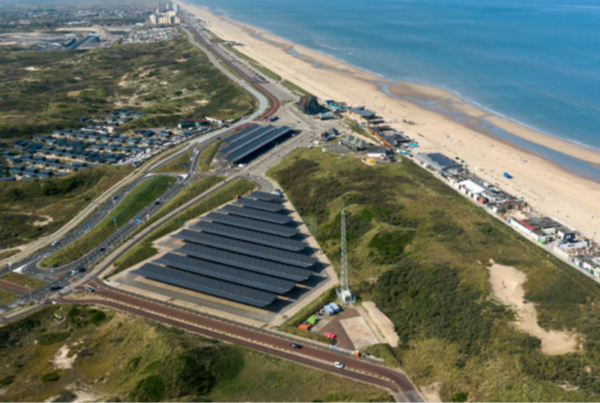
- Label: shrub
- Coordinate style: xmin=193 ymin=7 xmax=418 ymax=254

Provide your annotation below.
xmin=40 ymin=372 xmax=60 ymax=383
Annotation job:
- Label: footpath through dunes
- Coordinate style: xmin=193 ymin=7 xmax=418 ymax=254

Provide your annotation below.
xmin=487 ymin=261 xmax=580 ymax=355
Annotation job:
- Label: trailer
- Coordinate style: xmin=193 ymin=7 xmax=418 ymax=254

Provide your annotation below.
xmin=323 ymin=305 xmax=335 ymax=316
xmin=329 ymin=302 xmax=342 ymax=313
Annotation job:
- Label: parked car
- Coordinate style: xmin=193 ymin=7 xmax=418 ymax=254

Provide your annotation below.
xmin=332 ymin=362 xmax=345 ymax=369
xmin=290 ymin=343 xmax=302 ymax=349
xmin=50 ymin=285 xmax=62 ymax=291
xmin=78 ymin=267 xmax=87 ymax=273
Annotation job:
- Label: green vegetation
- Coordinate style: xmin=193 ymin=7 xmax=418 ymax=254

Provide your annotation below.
xmin=0 ymin=289 xmax=19 ymax=306
xmin=37 ymin=332 xmax=71 ymax=346
xmin=269 ymin=148 xmax=600 ymax=401
xmin=41 ymin=176 xmax=175 ymax=267
xmin=362 ymin=344 xmax=402 ymax=368
xmin=0 ymin=249 xmax=19 ymax=260
xmin=249 ymin=61 xmax=282 ymax=81
xmin=196 ymin=139 xmax=223 ymax=172
xmin=40 ymin=372 xmax=60 ymax=383
xmin=0 ymin=31 xmax=255 ymax=139
xmin=0 ymin=272 xmax=48 ymax=290
xmin=223 ymin=44 xmax=252 ymax=61
xmin=281 ymin=79 xmax=311 ymax=96
xmin=0 ymin=305 xmax=389 ymax=402
xmin=111 ymin=179 xmax=255 ymax=277
xmin=131 ymin=176 xmax=223 ymax=238
xmin=154 ymin=149 xmax=193 ymax=174
xmin=0 ymin=165 xmax=134 ymax=249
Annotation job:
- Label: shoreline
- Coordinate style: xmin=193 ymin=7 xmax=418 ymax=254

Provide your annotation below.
xmin=181 ymin=1 xmax=600 ymax=239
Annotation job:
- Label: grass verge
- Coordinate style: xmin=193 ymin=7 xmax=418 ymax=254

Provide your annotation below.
xmin=153 ymin=149 xmax=193 ymax=174
xmin=40 ymin=176 xmax=176 ymax=268
xmin=0 ymin=289 xmax=19 ymax=306
xmin=281 ymin=79 xmax=311 ymax=96
xmin=0 ymin=250 xmax=19 ymax=260
xmin=196 ymin=140 xmax=223 ymax=172
xmin=0 ymin=272 xmax=48 ymax=290
xmin=248 ymin=61 xmax=281 ymax=81
xmin=111 ymin=179 xmax=255 ymax=277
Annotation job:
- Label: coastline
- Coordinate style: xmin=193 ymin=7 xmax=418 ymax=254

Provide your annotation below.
xmin=181 ymin=1 xmax=600 ymax=239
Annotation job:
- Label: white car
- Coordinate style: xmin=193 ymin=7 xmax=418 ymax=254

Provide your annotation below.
xmin=332 ymin=362 xmax=345 ymax=369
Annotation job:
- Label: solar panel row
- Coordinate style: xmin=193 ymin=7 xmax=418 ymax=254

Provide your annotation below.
xmin=219 ymin=204 xmax=291 ymax=224
xmin=193 ymin=221 xmax=305 ymax=252
xmin=234 ymin=198 xmax=283 ymax=212
xmin=176 ymin=243 xmax=312 ymax=282
xmin=155 ymin=253 xmax=296 ymax=294
xmin=172 ymin=230 xmax=317 ymax=267
xmin=204 ymin=212 xmax=297 ymax=237
xmin=247 ymin=191 xmax=279 ymax=202
xmin=223 ymin=124 xmax=261 ymax=144
xmin=225 ymin=126 xmax=292 ymax=163
xmin=133 ymin=263 xmax=278 ymax=307
xmin=221 ymin=126 xmax=278 ymax=155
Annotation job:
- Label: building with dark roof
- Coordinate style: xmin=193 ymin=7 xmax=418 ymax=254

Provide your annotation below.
xmin=299 ymin=95 xmax=319 ymax=115
xmin=415 ymin=152 xmax=462 ymax=172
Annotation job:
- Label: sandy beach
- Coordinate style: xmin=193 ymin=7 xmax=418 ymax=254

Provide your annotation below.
xmin=181 ymin=2 xmax=600 ymax=238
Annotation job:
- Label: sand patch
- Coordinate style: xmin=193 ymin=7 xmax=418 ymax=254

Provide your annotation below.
xmin=67 ymin=90 xmax=82 ymax=97
xmin=50 ymin=344 xmax=77 ymax=370
xmin=361 ymin=301 xmax=400 ymax=347
xmin=24 ymin=66 xmax=40 ymax=71
xmin=420 ymin=382 xmax=443 ymax=402
xmin=488 ymin=262 xmax=580 ymax=355
xmin=32 ymin=215 xmax=53 ymax=227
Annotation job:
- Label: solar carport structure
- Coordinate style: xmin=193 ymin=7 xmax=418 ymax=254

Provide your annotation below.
xmin=221 ymin=124 xmax=292 ymax=163
xmin=133 ymin=196 xmax=318 ymax=308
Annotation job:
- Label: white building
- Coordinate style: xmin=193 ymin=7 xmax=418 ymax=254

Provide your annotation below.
xmin=149 ymin=14 xmax=157 ymax=24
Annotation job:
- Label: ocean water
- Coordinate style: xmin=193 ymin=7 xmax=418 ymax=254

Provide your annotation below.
xmin=191 ymin=0 xmax=600 ymax=151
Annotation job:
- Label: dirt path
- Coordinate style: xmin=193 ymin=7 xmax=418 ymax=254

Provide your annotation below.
xmin=488 ymin=262 xmax=580 ymax=355
xmin=361 ymin=301 xmax=400 ymax=347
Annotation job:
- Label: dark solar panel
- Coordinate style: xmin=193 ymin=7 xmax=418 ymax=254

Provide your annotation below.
xmin=234 ymin=198 xmax=283 ymax=212
xmin=155 ymin=253 xmax=296 ymax=294
xmin=221 ymin=126 xmax=277 ymax=155
xmin=193 ymin=221 xmax=305 ymax=252
xmin=225 ymin=126 xmax=292 ymax=163
xmin=247 ymin=191 xmax=279 ymax=202
xmin=219 ymin=204 xmax=290 ymax=224
xmin=133 ymin=263 xmax=278 ymax=307
xmin=173 ymin=230 xmax=317 ymax=267
xmin=205 ymin=212 xmax=297 ymax=237
xmin=175 ymin=243 xmax=312 ymax=281
xmin=223 ymin=124 xmax=261 ymax=144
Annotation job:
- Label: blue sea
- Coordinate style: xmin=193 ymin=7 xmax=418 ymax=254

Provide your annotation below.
xmin=191 ymin=0 xmax=600 ymax=173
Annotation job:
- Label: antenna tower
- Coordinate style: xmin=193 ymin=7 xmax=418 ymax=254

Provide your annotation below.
xmin=337 ymin=202 xmax=355 ymax=304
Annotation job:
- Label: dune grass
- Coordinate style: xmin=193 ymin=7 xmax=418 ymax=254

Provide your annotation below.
xmin=111 ymin=179 xmax=255 ymax=277
xmin=0 ymin=165 xmax=134 ymax=249
xmin=0 ymin=272 xmax=48 ymax=290
xmin=268 ymin=148 xmax=600 ymax=401
xmin=0 ymin=305 xmax=391 ymax=402
xmin=249 ymin=61 xmax=282 ymax=81
xmin=40 ymin=176 xmax=175 ymax=268
xmin=281 ymin=79 xmax=311 ymax=96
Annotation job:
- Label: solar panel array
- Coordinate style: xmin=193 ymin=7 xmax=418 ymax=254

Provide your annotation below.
xmin=133 ymin=196 xmax=318 ymax=308
xmin=155 ymin=253 xmax=296 ymax=293
xmin=247 ymin=191 xmax=279 ymax=202
xmin=176 ymin=243 xmax=312 ymax=282
xmin=221 ymin=126 xmax=278 ymax=155
xmin=172 ymin=230 xmax=317 ymax=267
xmin=204 ymin=212 xmax=297 ymax=237
xmin=220 ymin=204 xmax=291 ymax=224
xmin=225 ymin=126 xmax=292 ymax=163
xmin=234 ymin=198 xmax=283 ymax=212
xmin=133 ymin=263 xmax=278 ymax=307
xmin=223 ymin=124 xmax=261 ymax=144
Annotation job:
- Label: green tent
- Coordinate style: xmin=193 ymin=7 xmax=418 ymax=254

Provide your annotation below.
xmin=307 ymin=315 xmax=318 ymax=325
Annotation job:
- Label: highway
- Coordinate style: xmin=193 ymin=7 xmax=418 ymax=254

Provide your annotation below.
xmin=0 ymin=16 xmax=423 ymax=402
